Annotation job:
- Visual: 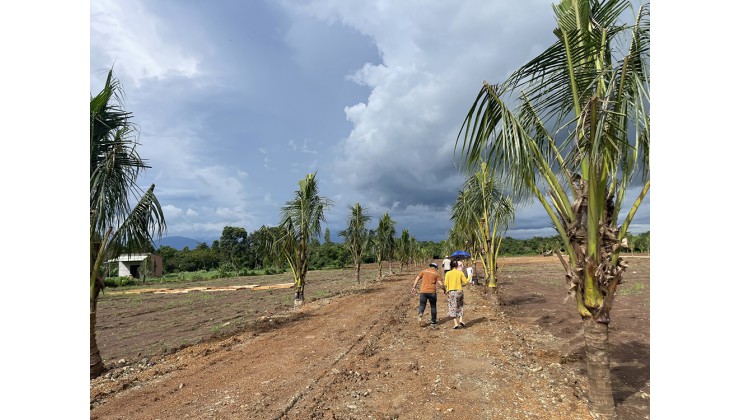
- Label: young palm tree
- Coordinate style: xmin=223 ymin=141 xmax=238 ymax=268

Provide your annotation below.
xmin=450 ymin=161 xmax=515 ymax=299
xmin=253 ymin=225 xmax=282 ymax=270
xmin=90 ymin=69 xmax=166 ymax=378
xmin=277 ymin=173 xmax=332 ymax=305
xmin=409 ymin=237 xmax=420 ymax=267
xmin=457 ymin=1 xmax=649 ymax=416
xmin=338 ymin=203 xmax=371 ymax=283
xmin=397 ymin=229 xmax=412 ymax=270
xmin=373 ymin=212 xmax=396 ymax=278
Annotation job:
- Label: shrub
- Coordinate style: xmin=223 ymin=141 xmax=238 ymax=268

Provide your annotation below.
xmin=218 ymin=262 xmax=237 ymax=278
xmin=104 ymin=276 xmax=138 ymax=288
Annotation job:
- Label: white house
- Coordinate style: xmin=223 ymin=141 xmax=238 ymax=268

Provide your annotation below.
xmin=107 ymin=253 xmax=163 ymax=278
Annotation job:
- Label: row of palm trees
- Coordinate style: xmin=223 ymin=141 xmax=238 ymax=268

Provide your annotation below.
xmin=448 ymin=161 xmax=515 ymax=302
xmin=455 ymin=0 xmax=650 ymax=417
xmin=274 ymin=173 xmax=437 ymax=304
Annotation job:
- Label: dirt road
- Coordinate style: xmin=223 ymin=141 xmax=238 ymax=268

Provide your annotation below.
xmin=91 ymin=269 xmax=596 ymax=419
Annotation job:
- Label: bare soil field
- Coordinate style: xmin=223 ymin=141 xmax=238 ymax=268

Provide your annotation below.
xmin=91 ymin=255 xmax=649 ymax=419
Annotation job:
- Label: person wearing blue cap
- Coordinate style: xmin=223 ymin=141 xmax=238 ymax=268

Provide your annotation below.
xmin=411 ymin=263 xmax=446 ymax=326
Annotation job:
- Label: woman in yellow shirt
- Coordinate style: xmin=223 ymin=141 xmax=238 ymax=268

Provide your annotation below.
xmin=444 ymin=260 xmax=470 ymax=329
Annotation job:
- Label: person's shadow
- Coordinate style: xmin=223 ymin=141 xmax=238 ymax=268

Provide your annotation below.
xmin=435 ymin=316 xmax=486 ymax=328
xmin=462 ymin=317 xmax=486 ymax=328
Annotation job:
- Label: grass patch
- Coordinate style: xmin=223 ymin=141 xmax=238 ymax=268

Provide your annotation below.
xmin=619 ymin=281 xmax=645 ymax=296
xmin=198 ymin=292 xmax=216 ymax=301
xmin=127 ymin=294 xmax=144 ymax=307
xmin=535 ymin=277 xmax=561 ymax=286
xmin=104 ymin=276 xmax=139 ymax=288
xmin=499 ymin=266 xmax=530 ymax=273
xmin=312 ymin=290 xmax=330 ymax=299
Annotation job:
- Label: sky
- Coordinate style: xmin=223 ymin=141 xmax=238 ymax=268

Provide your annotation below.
xmin=88 ymin=0 xmax=650 ymax=244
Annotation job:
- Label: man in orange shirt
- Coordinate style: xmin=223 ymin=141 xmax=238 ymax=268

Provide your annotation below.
xmin=411 ymin=263 xmax=446 ymax=326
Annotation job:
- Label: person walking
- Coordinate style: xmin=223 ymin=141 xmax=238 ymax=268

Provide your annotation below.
xmin=411 ymin=263 xmax=446 ymax=326
xmin=442 ymin=256 xmax=452 ymax=276
xmin=444 ymin=260 xmax=470 ymax=329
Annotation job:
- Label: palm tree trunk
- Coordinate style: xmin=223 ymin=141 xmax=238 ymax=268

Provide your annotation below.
xmin=294 ymin=264 xmax=306 ymax=306
xmin=90 ymin=289 xmax=104 ymax=378
xmin=583 ymin=320 xmax=617 ymax=419
xmin=294 ymin=281 xmax=305 ymax=306
xmin=485 ymin=285 xmax=500 ymax=306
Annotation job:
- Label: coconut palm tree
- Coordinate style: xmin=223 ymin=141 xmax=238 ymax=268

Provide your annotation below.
xmin=253 ymin=225 xmax=282 ymax=270
xmin=90 ymin=69 xmax=166 ymax=378
xmin=450 ymin=161 xmax=515 ymax=299
xmin=397 ymin=229 xmax=412 ymax=270
xmin=372 ymin=212 xmax=396 ymax=278
xmin=338 ymin=203 xmax=371 ymax=283
xmin=277 ymin=172 xmax=332 ymax=305
xmin=457 ymin=1 xmax=649 ymax=416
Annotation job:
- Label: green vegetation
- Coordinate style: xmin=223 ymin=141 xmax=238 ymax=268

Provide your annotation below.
xmin=619 ymin=281 xmax=645 ymax=296
xmin=148 ymin=231 xmax=649 ymax=286
xmin=369 ymin=213 xmax=396 ymax=279
xmin=90 ymin=68 xmax=166 ymax=379
xmin=104 ymin=276 xmax=140 ymax=288
xmin=535 ymin=277 xmax=561 ymax=287
xmin=449 ymin=161 xmax=515 ymax=292
xmin=339 ymin=203 xmax=371 ymax=283
xmin=275 ymin=173 xmax=333 ymax=305
xmin=456 ymin=0 xmax=649 ymax=416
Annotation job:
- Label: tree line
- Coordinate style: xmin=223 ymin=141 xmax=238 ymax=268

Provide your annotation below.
xmin=152 ymin=228 xmax=650 ymax=275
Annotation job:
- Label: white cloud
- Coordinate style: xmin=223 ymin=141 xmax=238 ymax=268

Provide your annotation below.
xmin=289 ymin=139 xmax=319 ymax=154
xmin=90 ymin=0 xmax=200 ymax=87
xmin=147 ymin=158 xmax=263 ymax=238
xmin=162 ymin=204 xmax=183 ymax=218
xmin=281 ymin=0 xmax=555 ymax=210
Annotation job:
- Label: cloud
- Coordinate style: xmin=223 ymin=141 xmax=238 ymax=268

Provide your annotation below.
xmin=90 ymin=0 xmax=650 ymax=243
xmin=90 ymin=0 xmax=200 ymax=87
xmin=282 ymin=0 xmax=555 ymax=215
xmin=162 ymin=204 xmax=183 ymax=218
xmin=288 ymin=139 xmax=319 ymax=155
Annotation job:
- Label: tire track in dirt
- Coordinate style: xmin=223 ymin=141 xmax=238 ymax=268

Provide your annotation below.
xmin=273 ymin=277 xmax=412 ymax=419
xmin=282 ymin=273 xmax=593 ymax=419
xmin=90 ymin=274 xmax=413 ymax=419
xmin=91 ymin=269 xmax=594 ymax=419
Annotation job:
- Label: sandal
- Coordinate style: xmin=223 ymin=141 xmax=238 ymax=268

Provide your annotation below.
xmin=454 ymin=325 xmax=461 ymax=329
xmin=460 ymin=322 xmax=466 ymax=327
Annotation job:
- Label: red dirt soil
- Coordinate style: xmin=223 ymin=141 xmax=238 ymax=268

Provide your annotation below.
xmin=90 ymin=255 xmax=649 ymax=419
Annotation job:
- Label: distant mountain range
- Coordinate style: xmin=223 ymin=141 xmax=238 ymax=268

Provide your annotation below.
xmin=154 ymin=236 xmax=210 ymax=251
